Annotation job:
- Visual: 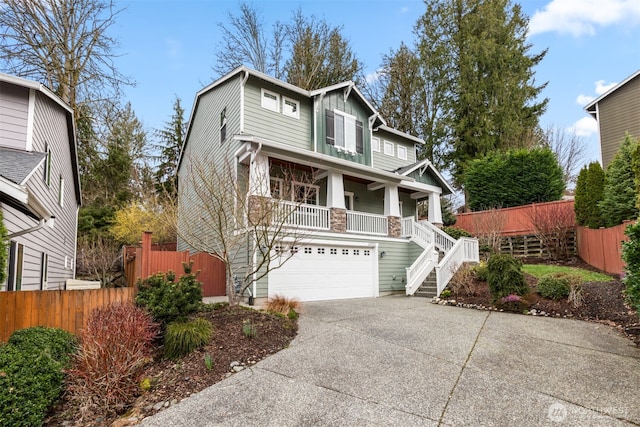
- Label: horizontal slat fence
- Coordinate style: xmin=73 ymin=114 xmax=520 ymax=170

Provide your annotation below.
xmin=0 ymin=288 xmax=135 ymax=342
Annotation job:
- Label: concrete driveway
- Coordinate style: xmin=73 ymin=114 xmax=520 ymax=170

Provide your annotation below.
xmin=141 ymin=296 xmax=640 ymax=426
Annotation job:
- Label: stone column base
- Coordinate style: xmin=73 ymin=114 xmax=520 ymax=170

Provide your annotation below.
xmin=330 ymin=208 xmax=347 ymax=233
xmin=388 ymin=216 xmax=401 ymax=238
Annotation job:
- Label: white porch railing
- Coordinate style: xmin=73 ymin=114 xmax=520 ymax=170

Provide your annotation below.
xmin=418 ymin=220 xmax=456 ymax=253
xmin=274 ymin=200 xmax=330 ymax=230
xmin=346 ymin=211 xmax=388 ymax=235
xmin=435 ymin=237 xmax=480 ymax=296
xmin=401 ymin=218 xmax=434 ymax=250
xmin=405 ymin=243 xmax=438 ymax=295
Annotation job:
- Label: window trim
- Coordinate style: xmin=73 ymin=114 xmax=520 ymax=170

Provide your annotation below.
xmin=261 ymin=88 xmax=280 ymax=112
xmin=220 ymin=107 xmax=227 ymax=144
xmin=397 ymin=145 xmax=407 ymax=160
xmin=7 ymin=241 xmax=24 ymax=291
xmin=371 ymin=137 xmax=380 ymax=153
xmin=40 ymin=252 xmax=48 ymax=290
xmin=344 ymin=191 xmax=354 ymax=211
xmin=44 ymin=143 xmax=52 ymax=186
xmin=383 ymin=140 xmax=394 ymax=156
xmin=282 ymin=96 xmax=300 ymax=119
xmin=58 ymin=175 xmax=64 ymax=207
xmin=292 ymin=181 xmax=319 ymax=205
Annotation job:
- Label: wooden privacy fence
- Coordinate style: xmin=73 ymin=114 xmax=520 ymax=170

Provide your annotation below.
xmin=124 ymin=232 xmax=226 ymax=297
xmin=0 ymin=287 xmax=135 ymax=342
xmin=455 ymin=200 xmax=575 ymax=236
xmin=576 ymin=222 xmax=632 ymax=275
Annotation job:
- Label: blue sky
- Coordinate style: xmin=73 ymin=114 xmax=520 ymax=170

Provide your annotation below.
xmin=115 ymin=0 xmax=640 ymax=165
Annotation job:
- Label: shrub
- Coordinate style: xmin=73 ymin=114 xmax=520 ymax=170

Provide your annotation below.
xmin=622 ymin=222 xmax=640 ymax=315
xmin=0 ymin=327 xmax=77 ymax=427
xmin=439 ymin=289 xmax=452 ymax=298
xmin=287 ymin=309 xmax=299 ymax=320
xmin=265 ymin=295 xmax=301 ymax=315
xmin=448 ymin=263 xmax=475 ymax=296
xmin=495 ymin=294 xmax=531 ymax=313
xmin=442 ymin=226 xmax=472 ymax=240
xmin=487 ymin=254 xmax=529 ymax=302
xmin=136 ymin=262 xmax=203 ymax=325
xmin=568 ymin=281 xmax=584 ymax=308
xmin=8 ymin=326 xmax=77 ymax=365
xmin=473 ymin=263 xmax=489 ymax=282
xmin=66 ymin=302 xmax=159 ymax=418
xmin=243 ymin=320 xmax=257 ymax=338
xmin=163 ymin=318 xmax=214 ymax=360
xmin=600 ymin=134 xmax=639 ymax=227
xmin=536 ymin=274 xmax=572 ymax=300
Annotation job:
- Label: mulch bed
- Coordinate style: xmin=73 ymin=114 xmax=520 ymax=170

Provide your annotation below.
xmin=44 ymin=305 xmax=297 ymax=427
xmin=440 ymin=257 xmax=640 ymax=346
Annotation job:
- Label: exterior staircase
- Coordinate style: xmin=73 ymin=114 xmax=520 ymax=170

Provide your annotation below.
xmin=403 ymin=220 xmax=480 ymax=298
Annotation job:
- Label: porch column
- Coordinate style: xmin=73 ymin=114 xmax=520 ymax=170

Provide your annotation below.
xmin=248 ymin=151 xmax=270 ymax=197
xmin=385 ymin=184 xmax=401 ymax=237
xmin=327 ymin=170 xmax=347 ymax=233
xmin=428 ymin=192 xmax=443 ymax=226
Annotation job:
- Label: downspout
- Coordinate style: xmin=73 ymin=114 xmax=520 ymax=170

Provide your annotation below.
xmin=7 ymin=217 xmax=55 ymax=239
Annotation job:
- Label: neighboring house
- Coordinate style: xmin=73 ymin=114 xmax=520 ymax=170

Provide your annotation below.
xmin=0 ymin=73 xmax=81 ymax=291
xmin=585 ymin=69 xmax=640 ymax=169
xmin=178 ymin=66 xmax=478 ymax=302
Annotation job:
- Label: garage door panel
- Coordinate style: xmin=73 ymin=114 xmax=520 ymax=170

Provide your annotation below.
xmin=268 ymin=244 xmax=376 ymax=301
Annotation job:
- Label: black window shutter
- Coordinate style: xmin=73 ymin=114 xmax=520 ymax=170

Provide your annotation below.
xmin=325 ymin=109 xmax=335 ymax=146
xmin=356 ymin=120 xmax=363 ymax=154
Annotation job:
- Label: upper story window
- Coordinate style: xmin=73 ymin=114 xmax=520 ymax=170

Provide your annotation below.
xmin=220 ymin=107 xmax=227 ymax=143
xmin=44 ymin=143 xmax=52 ymax=186
xmin=372 ymin=137 xmax=380 ymax=153
xmin=325 ymin=109 xmax=363 ymax=154
xmin=293 ymin=182 xmax=319 ymax=205
xmin=261 ymin=89 xmax=279 ymax=112
xmin=397 ymin=145 xmax=407 ymax=160
xmin=58 ymin=175 xmax=64 ymax=207
xmin=383 ymin=140 xmax=394 ymax=156
xmin=282 ymin=97 xmax=299 ymax=119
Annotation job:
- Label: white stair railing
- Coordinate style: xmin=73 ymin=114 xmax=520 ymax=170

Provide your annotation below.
xmin=405 ymin=243 xmax=438 ymax=295
xmin=418 ymin=220 xmax=456 ymax=253
xmin=435 ymin=237 xmax=480 ymax=296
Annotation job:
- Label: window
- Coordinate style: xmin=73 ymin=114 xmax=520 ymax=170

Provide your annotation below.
xmin=304 ymin=247 xmax=312 ymax=254
xmin=270 ymin=177 xmax=283 ymax=199
xmin=40 ymin=253 xmax=48 ymax=290
xmin=342 ymin=249 xmax=349 ymax=255
xmin=372 ymin=137 xmax=380 ymax=153
xmin=330 ymin=248 xmax=337 ymax=255
xmin=353 ymin=249 xmax=360 ymax=256
xmin=7 ymin=242 xmax=24 ymax=291
xmin=325 ymin=109 xmax=363 ymax=154
xmin=397 ymin=145 xmax=407 ymax=160
xmin=317 ymin=248 xmax=325 ymax=254
xmin=293 ymin=182 xmax=319 ymax=205
xmin=261 ymin=89 xmax=279 ymax=112
xmin=220 ymin=107 xmax=227 ymax=143
xmin=364 ymin=250 xmax=371 ymax=256
xmin=384 ymin=140 xmax=394 ymax=156
xmin=282 ymin=97 xmax=299 ymax=119
xmin=58 ymin=175 xmax=64 ymax=207
xmin=44 ymin=143 xmax=51 ymax=186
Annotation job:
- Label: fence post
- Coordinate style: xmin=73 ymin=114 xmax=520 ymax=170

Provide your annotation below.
xmin=141 ymin=231 xmax=152 ymax=279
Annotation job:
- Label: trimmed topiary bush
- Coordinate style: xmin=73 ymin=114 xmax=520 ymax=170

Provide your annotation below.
xmin=574 ymin=162 xmax=605 ymax=228
xmin=600 ymin=134 xmax=639 ymax=227
xmin=622 ymin=222 xmax=640 ymax=316
xmin=136 ymin=262 xmax=203 ymax=325
xmin=536 ymin=275 xmax=572 ymax=300
xmin=163 ymin=318 xmax=214 ymax=360
xmin=0 ymin=327 xmax=77 ymax=427
xmin=487 ymin=254 xmax=529 ymax=302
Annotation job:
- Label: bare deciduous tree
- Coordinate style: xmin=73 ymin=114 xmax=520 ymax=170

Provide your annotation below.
xmin=471 ymin=208 xmax=507 ymax=255
xmin=526 ymin=202 xmax=576 ymax=260
xmin=0 ymin=0 xmax=133 ymax=117
xmin=174 ymin=154 xmax=318 ymax=305
xmin=540 ymin=126 xmax=588 ymax=188
xmin=76 ymin=235 xmax=122 ymax=287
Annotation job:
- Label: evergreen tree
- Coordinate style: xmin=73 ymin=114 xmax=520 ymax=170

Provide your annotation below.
xmin=599 ymin=134 xmax=639 ymax=227
xmin=155 ymin=97 xmax=186 ymax=198
xmin=574 ymin=162 xmax=605 ymax=228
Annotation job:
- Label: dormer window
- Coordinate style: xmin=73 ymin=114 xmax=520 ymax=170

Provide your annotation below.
xmin=282 ymin=97 xmax=299 ymax=119
xmin=397 ymin=145 xmax=407 ymax=160
xmin=325 ymin=109 xmax=363 ymax=154
xmin=261 ymin=89 xmax=279 ymax=112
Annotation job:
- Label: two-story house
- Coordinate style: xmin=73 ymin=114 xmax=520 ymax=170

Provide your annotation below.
xmin=585 ymin=69 xmax=640 ymax=169
xmin=177 ymin=66 xmax=478 ymax=302
xmin=0 ymin=73 xmax=81 ymax=291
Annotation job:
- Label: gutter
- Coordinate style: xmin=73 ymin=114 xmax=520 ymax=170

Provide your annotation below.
xmin=7 ymin=217 xmax=55 ymax=239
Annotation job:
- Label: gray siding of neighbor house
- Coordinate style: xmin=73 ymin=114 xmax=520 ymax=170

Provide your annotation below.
xmin=598 ymin=75 xmax=640 ymax=169
xmin=177 ymin=75 xmax=242 ymax=253
xmin=316 ymin=91 xmax=372 ymax=166
xmin=1 ymin=91 xmax=78 ymax=291
xmin=372 ymin=130 xmax=418 ymax=172
xmin=243 ymin=78 xmax=312 ymax=150
xmin=0 ymin=82 xmax=29 ymax=150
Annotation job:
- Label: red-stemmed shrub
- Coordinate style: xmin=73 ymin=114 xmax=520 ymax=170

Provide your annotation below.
xmin=65 ymin=302 xmax=159 ymax=419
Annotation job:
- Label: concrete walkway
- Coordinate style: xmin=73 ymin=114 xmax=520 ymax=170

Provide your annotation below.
xmin=141 ymin=296 xmax=640 ymax=426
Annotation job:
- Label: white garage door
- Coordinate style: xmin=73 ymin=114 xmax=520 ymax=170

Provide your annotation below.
xmin=268 ymin=244 xmax=377 ymax=301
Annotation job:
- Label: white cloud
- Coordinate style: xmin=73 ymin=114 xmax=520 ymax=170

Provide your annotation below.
xmin=365 ymin=70 xmax=382 ymax=85
xmin=594 ymin=79 xmax=618 ymax=95
xmin=568 ymin=117 xmax=598 ymax=137
xmin=576 ymin=94 xmax=595 ymax=106
xmin=400 ymin=6 xmax=409 ymax=14
xmin=529 ymin=0 xmax=640 ymax=37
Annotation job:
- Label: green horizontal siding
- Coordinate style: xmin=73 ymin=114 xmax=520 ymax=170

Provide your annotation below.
xmin=372 ymin=130 xmax=417 ymax=172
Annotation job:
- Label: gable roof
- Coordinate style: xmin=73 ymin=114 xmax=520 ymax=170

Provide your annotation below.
xmin=394 ymin=159 xmax=455 ymax=195
xmin=585 ymin=69 xmax=640 ymax=118
xmin=0 ymin=147 xmax=47 ymax=185
xmin=0 ymin=72 xmax=81 ymax=206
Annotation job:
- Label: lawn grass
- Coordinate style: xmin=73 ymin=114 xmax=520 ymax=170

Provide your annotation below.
xmin=523 ymin=264 xmax=613 ymax=282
